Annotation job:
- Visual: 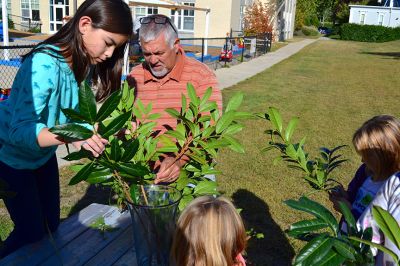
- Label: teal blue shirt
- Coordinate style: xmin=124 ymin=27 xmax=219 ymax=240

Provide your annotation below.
xmin=0 ymin=45 xmax=80 ymax=169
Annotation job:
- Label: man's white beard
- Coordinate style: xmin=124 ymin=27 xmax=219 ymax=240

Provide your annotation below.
xmin=150 ymin=67 xmax=169 ymax=78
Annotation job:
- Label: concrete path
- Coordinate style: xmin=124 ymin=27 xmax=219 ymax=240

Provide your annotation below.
xmin=56 ymin=38 xmax=317 ymax=167
xmin=216 ymin=38 xmax=317 ymax=89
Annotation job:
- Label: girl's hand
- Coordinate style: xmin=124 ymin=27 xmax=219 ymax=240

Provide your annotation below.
xmin=329 ymin=185 xmax=350 ymax=212
xmin=72 ymin=134 xmax=108 ymax=157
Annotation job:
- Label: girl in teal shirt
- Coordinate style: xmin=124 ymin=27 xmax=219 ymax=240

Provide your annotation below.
xmin=0 ymin=0 xmax=132 ymax=257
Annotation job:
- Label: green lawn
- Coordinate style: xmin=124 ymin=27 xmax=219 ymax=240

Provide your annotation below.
xmin=216 ymin=39 xmax=400 ymax=265
xmin=1 ymin=39 xmax=400 ymax=265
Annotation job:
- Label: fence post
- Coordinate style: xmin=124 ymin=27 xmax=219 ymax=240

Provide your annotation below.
xmin=201 ymin=38 xmax=204 ymax=63
xmin=263 ymin=34 xmax=267 ymax=54
xmin=254 ymin=36 xmax=257 ymax=58
xmin=224 ymin=37 xmax=228 ymax=67
xmin=241 ymin=38 xmax=245 ymax=62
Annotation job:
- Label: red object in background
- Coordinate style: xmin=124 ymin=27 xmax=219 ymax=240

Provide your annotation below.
xmin=219 ymin=44 xmax=233 ymax=62
xmin=0 ymin=88 xmax=11 ymax=101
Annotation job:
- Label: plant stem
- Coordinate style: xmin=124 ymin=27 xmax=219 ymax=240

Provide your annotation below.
xmin=140 ymin=185 xmax=149 ymax=206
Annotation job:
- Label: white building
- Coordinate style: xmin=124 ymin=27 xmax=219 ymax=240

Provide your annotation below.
xmin=349 ymin=0 xmax=400 ymax=27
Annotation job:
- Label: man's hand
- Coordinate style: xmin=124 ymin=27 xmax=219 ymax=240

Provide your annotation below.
xmin=154 ymin=156 xmax=182 ymax=184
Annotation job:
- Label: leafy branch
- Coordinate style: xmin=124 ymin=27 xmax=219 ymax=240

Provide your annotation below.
xmin=285 ymin=197 xmax=400 ymax=266
xmin=260 ymin=107 xmax=347 ymax=192
xmin=49 ymin=81 xmax=247 ymax=210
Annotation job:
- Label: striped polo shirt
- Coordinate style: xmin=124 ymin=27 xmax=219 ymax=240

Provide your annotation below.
xmin=128 ymin=49 xmax=222 ymax=133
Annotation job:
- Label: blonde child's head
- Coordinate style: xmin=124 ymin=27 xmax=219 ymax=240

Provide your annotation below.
xmin=171 ymin=196 xmax=247 ymax=266
xmin=353 ymin=115 xmax=400 ymax=180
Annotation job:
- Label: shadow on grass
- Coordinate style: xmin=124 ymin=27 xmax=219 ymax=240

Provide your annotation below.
xmin=64 ymin=185 xmax=114 ymax=220
xmin=361 ymin=52 xmax=400 ymax=59
xmin=232 ymin=189 xmax=294 ymax=266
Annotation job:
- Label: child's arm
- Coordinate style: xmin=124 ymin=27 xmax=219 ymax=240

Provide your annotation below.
xmin=37 ymin=128 xmax=108 ymax=157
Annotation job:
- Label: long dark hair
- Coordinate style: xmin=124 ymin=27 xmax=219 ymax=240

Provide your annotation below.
xmin=24 ymin=0 xmax=133 ymax=101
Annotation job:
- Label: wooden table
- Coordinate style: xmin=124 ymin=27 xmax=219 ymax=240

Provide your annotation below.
xmin=0 ymin=203 xmax=138 ymax=266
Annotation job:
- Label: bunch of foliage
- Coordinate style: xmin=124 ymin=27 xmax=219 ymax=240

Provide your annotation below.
xmin=261 ymin=107 xmax=347 ymax=192
xmin=301 ymin=26 xmax=320 ymax=36
xmin=295 ymin=0 xmax=319 ymax=29
xmin=50 ymin=81 xmax=247 ymax=210
xmin=285 ymin=197 xmax=400 ymax=265
xmin=243 ymin=0 xmax=275 ymax=35
xmin=340 ymin=23 xmax=400 ymax=42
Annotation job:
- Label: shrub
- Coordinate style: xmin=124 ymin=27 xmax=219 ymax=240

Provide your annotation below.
xmin=340 ymin=23 xmax=400 ymax=42
xmin=301 ymin=25 xmax=320 ymax=36
xmin=305 ymin=14 xmax=320 ymax=27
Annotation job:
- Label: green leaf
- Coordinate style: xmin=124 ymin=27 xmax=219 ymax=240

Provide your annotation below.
xmin=110 ymin=139 xmax=121 ymax=162
xmin=225 ymin=92 xmax=243 ymax=113
xmin=49 ymin=124 xmax=93 ymax=142
xmin=179 ymin=194 xmax=194 ymax=211
xmin=216 ymin=111 xmax=235 ymax=134
xmin=224 ymin=123 xmax=244 ymax=135
xmin=284 ymin=197 xmax=338 ymax=235
xmin=79 ymin=81 xmax=97 ymax=124
xmin=96 ymin=90 xmax=122 ymax=122
xmin=285 ymin=117 xmax=299 ymax=142
xmin=287 ymin=218 xmax=328 ymax=237
xmin=63 ymin=149 xmax=92 ymax=161
xmin=199 ymin=101 xmax=218 ymax=113
xmin=223 ymin=135 xmax=245 ymax=153
xmin=372 ymin=205 xmax=400 ymax=248
xmin=117 ymin=162 xmax=150 ymax=178
xmin=176 ymin=170 xmax=189 ymax=190
xmin=69 ymin=161 xmax=95 ymax=185
xmin=187 ymin=83 xmax=200 ymax=106
xmin=100 ymin=112 xmax=132 ymax=138
xmin=121 ymin=139 xmax=140 ymax=162
xmin=267 ymin=107 xmax=283 ymax=132
xmin=332 ymin=238 xmax=356 ymax=261
xmin=338 ymin=201 xmax=357 ymax=235
xmin=61 ymin=108 xmax=88 ymax=122
xmin=165 ymin=108 xmax=181 ymax=119
xmin=130 ymin=184 xmax=139 ymax=204
xmin=199 ymin=87 xmax=212 ymax=107
xmin=295 ymin=234 xmax=333 ymax=265
xmin=317 ymin=249 xmax=346 ymax=266
xmin=86 ymin=168 xmax=113 ymax=184
xmin=181 ymin=93 xmax=187 ymax=112
xmin=69 ymin=164 xmax=85 ymax=172
xmin=193 ymin=180 xmax=217 ymax=196
xmin=349 ymin=236 xmax=400 ymax=264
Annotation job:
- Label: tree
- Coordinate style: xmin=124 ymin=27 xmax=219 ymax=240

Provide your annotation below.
xmin=243 ymin=0 xmax=276 ymax=35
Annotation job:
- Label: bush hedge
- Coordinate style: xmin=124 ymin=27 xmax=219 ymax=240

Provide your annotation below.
xmin=301 ymin=26 xmax=319 ymax=36
xmin=340 ymin=23 xmax=400 ymax=42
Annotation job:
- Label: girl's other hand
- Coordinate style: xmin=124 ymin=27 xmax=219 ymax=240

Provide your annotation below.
xmin=329 ymin=185 xmax=350 ymax=212
xmin=72 ymin=134 xmax=108 ymax=157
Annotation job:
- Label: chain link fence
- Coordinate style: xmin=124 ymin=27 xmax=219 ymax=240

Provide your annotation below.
xmin=0 ymin=45 xmax=35 ymax=100
xmin=130 ymin=33 xmax=273 ymax=70
xmin=2 ymin=33 xmax=272 ymax=101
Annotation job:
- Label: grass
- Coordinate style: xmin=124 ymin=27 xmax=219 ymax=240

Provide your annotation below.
xmin=1 ymin=38 xmax=400 ymax=264
xmin=216 ymin=38 xmax=400 ymax=265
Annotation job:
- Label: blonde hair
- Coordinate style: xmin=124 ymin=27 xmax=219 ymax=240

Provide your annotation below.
xmin=171 ymin=196 xmax=247 ymax=266
xmin=353 ymin=115 xmax=400 ymax=179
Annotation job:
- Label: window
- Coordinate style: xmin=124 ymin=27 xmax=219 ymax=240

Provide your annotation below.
xmin=0 ymin=0 xmax=12 ymax=19
xmin=134 ymin=6 xmax=158 ymax=20
xmin=378 ymin=13 xmax=384 ymax=25
xmin=360 ymin=13 xmax=366 ymax=25
xmin=21 ymin=0 xmax=40 ymax=22
xmin=171 ymin=2 xmax=195 ymax=31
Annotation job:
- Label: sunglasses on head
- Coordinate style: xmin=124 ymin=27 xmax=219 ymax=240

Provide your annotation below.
xmin=139 ymin=15 xmax=178 ymax=34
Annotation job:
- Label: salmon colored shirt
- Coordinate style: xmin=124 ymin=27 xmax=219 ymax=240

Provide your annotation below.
xmin=127 ymin=49 xmax=222 ymax=133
